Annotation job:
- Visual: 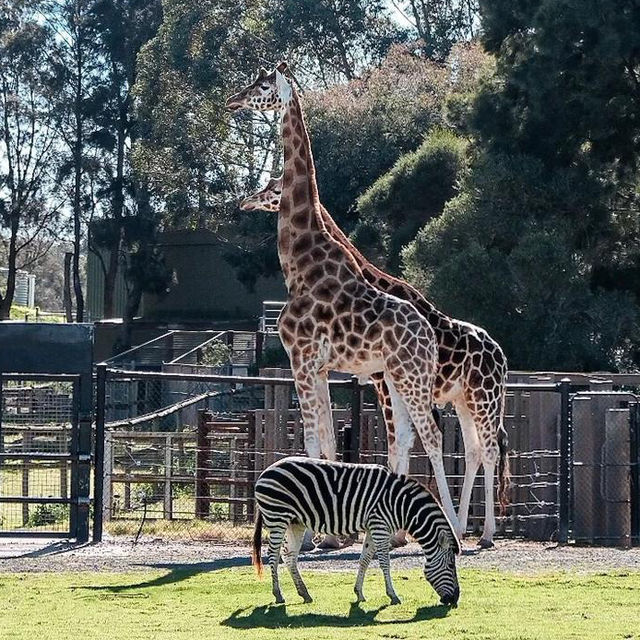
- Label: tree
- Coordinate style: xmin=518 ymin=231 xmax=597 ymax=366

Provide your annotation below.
xmin=353 ymin=128 xmax=467 ymax=271
xmin=398 ymin=0 xmax=479 ymax=60
xmin=267 ymin=0 xmax=404 ymax=83
xmin=402 ymin=152 xmax=638 ymax=370
xmin=85 ymin=0 xmax=163 ymax=318
xmin=0 ymin=2 xmax=62 ymax=319
xmin=305 ymin=44 xmax=448 ymax=231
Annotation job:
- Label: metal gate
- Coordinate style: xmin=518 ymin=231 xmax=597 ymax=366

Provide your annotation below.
xmin=0 ymin=324 xmax=93 ymax=541
xmin=569 ymin=391 xmax=640 ymax=546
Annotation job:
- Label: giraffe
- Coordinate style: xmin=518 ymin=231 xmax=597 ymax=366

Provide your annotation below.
xmin=240 ymin=175 xmax=509 ymax=547
xmin=226 ymin=63 xmax=463 ymax=537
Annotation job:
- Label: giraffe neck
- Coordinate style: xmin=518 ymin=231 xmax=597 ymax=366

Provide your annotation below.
xmin=277 ymin=86 xmax=333 ymax=291
xmin=316 ymin=205 xmax=449 ymax=329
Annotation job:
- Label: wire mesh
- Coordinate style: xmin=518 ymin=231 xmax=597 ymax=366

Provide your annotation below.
xmin=101 ymin=369 xmax=563 ymax=542
xmin=0 ymin=378 xmax=74 ymax=533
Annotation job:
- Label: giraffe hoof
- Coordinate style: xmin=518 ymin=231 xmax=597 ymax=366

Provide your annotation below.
xmin=389 ymin=596 xmax=401 ymax=606
xmin=317 ymin=535 xmax=341 ymax=550
xmin=390 ymin=534 xmax=408 ymax=549
xmin=302 ymin=596 xmax=313 ymax=604
xmin=477 ymin=538 xmax=495 ymax=549
xmin=274 ymin=596 xmax=285 ymax=604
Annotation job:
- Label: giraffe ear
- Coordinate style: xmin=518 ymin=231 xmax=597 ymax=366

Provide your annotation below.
xmin=276 ymin=68 xmax=292 ymax=102
xmin=258 ymin=67 xmax=267 ymax=78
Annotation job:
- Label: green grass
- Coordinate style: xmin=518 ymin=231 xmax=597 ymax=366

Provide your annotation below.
xmin=0 ymin=568 xmax=638 ymax=639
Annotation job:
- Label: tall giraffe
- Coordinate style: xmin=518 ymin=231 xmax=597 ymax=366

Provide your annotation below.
xmin=227 ymin=64 xmax=462 ymax=534
xmin=240 ymin=175 xmax=509 ymax=547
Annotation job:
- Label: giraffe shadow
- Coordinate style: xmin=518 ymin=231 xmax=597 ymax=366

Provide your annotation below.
xmin=221 ymin=601 xmax=451 ymax=629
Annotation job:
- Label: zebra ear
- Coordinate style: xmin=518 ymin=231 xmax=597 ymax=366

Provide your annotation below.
xmin=438 ymin=529 xmax=451 ymax=550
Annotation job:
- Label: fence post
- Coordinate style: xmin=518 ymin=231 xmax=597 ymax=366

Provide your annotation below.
xmin=164 ymin=435 xmax=173 ymax=520
xmin=558 ymin=378 xmax=572 ymax=544
xmin=247 ymin=411 xmax=256 ymax=523
xmin=346 ymin=376 xmax=361 ymax=464
xmin=630 ymin=401 xmax=640 ymax=546
xmin=93 ymin=363 xmax=107 ymax=542
xmin=102 ymin=431 xmax=113 ymax=523
xmin=195 ymin=409 xmax=211 ymax=518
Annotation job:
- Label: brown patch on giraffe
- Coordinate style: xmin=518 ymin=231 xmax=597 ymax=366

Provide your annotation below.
xmin=325 ymin=262 xmax=338 ymax=276
xmin=365 ymin=324 xmax=382 ymax=341
xmin=283 ymin=172 xmax=294 ymax=188
xmin=291 ymin=211 xmax=309 ymax=229
xmin=315 ymin=303 xmax=333 ymax=323
xmin=289 ymin=297 xmax=312 ymax=317
xmin=292 ymin=181 xmax=308 ymax=207
xmin=310 ymin=246 xmax=326 ymax=262
xmin=294 ymin=157 xmax=306 ymax=174
xmin=282 ymin=125 xmax=292 ymax=137
xmin=347 ymin=334 xmax=361 ymax=349
xmin=292 ymin=234 xmax=312 ymax=256
xmin=305 ymin=264 xmax=324 ymax=286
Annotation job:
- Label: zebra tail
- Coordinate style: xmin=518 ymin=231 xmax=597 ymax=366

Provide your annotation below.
xmin=497 ymin=428 xmax=510 ymax=516
xmin=252 ymin=509 xmax=263 ymax=578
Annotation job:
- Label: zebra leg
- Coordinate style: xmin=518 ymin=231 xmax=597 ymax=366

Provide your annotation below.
xmin=268 ymin=523 xmax=287 ymax=604
xmin=372 ymin=526 xmax=401 ymax=605
xmin=283 ymin=524 xmax=313 ymax=603
xmin=353 ymin=531 xmax=375 ymax=602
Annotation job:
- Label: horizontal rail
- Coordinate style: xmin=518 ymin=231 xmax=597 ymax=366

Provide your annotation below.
xmin=105 ymin=367 xmax=561 ymax=392
xmin=0 ymin=452 xmax=74 ymax=461
xmin=0 ymin=496 xmax=71 ymax=504
xmin=1 ymin=373 xmax=79 ymax=382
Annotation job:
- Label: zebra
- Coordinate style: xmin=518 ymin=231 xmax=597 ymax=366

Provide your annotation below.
xmin=252 ymin=456 xmax=460 ymax=606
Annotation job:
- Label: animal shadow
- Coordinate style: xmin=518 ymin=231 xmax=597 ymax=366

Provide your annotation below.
xmin=222 ymin=601 xmax=450 ymax=629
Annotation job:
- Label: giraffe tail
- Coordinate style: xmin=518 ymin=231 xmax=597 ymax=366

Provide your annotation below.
xmin=252 ymin=509 xmax=264 ymax=578
xmin=497 ymin=428 xmax=510 ymax=516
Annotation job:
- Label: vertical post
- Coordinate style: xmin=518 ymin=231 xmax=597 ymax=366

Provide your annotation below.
xmin=164 ymin=435 xmax=173 ymax=520
xmin=103 ymin=431 xmax=113 ymax=523
xmin=247 ymin=411 xmax=256 ymax=523
xmin=558 ymin=378 xmax=572 ymax=544
xmin=22 ymin=431 xmax=31 ymax=525
xmin=348 ymin=376 xmax=361 ymax=464
xmin=93 ymin=363 xmax=107 ymax=541
xmin=195 ymin=409 xmax=210 ymax=518
xmin=630 ymin=401 xmax=640 ymax=546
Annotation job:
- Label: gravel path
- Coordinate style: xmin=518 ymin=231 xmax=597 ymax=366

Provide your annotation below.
xmin=1 ymin=536 xmax=639 ymax=575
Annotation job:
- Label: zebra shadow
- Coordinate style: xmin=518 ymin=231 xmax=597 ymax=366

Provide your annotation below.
xmin=221 ymin=601 xmax=450 ymax=629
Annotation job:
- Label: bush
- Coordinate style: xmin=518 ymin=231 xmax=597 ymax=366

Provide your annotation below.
xmin=354 ymin=128 xmax=467 ymax=270
xmin=27 ymin=504 xmax=68 ymax=527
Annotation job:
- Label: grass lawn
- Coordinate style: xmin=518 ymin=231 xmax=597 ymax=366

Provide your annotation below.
xmin=0 ymin=568 xmax=638 ymax=640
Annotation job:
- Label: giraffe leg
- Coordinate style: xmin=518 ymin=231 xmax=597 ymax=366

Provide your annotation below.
xmin=283 ymin=523 xmax=313 ymax=602
xmin=479 ymin=443 xmax=499 ymax=548
xmin=267 ymin=523 xmax=287 ymax=603
xmin=455 ymin=403 xmax=482 ymax=539
xmin=382 ymin=373 xmax=415 ymax=547
xmin=293 ymin=367 xmax=341 ymax=549
xmin=353 ymin=530 xmax=376 ymax=602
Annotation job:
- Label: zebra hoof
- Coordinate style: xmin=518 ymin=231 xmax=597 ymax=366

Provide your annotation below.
xmin=477 ymin=538 xmax=495 ymax=549
xmin=390 ymin=534 xmax=408 ymax=548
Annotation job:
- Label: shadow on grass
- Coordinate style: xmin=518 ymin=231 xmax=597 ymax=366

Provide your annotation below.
xmin=74 ymin=547 xmax=427 ymax=593
xmin=221 ymin=602 xmax=451 ymax=629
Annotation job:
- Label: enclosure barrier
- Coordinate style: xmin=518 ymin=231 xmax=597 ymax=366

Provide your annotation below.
xmin=93 ymin=364 xmax=594 ymax=544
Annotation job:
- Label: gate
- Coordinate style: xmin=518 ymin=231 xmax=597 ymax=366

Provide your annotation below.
xmin=0 ymin=324 xmax=93 ymax=541
xmin=569 ymin=390 xmax=640 ymax=546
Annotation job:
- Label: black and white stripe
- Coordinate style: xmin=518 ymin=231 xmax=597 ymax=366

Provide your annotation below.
xmin=252 ymin=456 xmax=460 ymax=605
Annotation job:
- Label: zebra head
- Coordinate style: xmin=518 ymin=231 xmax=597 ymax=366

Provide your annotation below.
xmin=423 ymin=527 xmax=460 ymax=606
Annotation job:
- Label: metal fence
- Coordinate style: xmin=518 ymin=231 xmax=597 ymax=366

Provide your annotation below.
xmin=94 ymin=365 xmax=579 ymax=543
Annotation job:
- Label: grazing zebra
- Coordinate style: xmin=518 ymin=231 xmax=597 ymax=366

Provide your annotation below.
xmin=252 ymin=456 xmax=460 ymax=606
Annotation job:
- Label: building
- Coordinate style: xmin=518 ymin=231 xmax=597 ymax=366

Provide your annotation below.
xmin=0 ymin=268 xmax=36 ymax=307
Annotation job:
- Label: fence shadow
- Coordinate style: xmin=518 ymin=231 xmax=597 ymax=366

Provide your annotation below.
xmin=221 ymin=601 xmax=451 ymax=629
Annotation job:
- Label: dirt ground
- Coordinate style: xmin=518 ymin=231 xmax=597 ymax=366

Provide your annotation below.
xmin=1 ymin=535 xmax=639 ymax=575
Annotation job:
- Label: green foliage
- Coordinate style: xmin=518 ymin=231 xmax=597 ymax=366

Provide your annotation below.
xmin=403 ymin=152 xmax=639 ymax=371
xmin=354 ymin=129 xmax=467 ymax=270
xmin=199 ymin=340 xmax=232 ymax=367
xmin=306 ymin=45 xmax=449 ymax=230
xmin=26 ymin=503 xmax=68 ymax=527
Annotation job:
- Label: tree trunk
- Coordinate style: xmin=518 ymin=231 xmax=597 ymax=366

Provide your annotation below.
xmin=63 ymin=252 xmax=73 ymax=322
xmin=0 ymin=217 xmax=19 ymax=320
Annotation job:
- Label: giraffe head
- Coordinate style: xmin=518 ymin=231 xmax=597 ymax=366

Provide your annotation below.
xmin=240 ymin=176 xmax=282 ymax=212
xmin=226 ymin=62 xmax=291 ymax=112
